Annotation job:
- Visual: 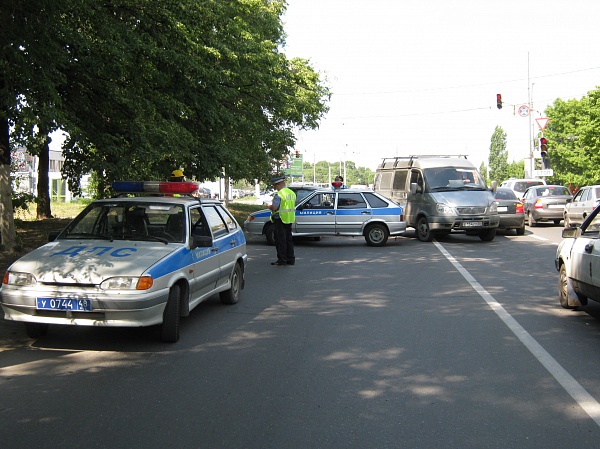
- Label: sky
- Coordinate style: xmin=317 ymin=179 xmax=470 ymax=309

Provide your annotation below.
xmin=281 ymin=0 xmax=600 ymax=172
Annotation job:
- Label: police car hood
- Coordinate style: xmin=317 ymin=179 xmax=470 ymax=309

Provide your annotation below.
xmin=9 ymin=239 xmax=179 ymax=284
xmin=431 ymin=189 xmax=495 ymax=206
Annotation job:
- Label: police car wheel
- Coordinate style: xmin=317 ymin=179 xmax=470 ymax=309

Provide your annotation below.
xmin=25 ymin=322 xmax=49 ymax=339
xmin=364 ymin=223 xmax=388 ymax=247
xmin=220 ymin=262 xmax=242 ymax=305
xmin=161 ymin=285 xmax=181 ymax=343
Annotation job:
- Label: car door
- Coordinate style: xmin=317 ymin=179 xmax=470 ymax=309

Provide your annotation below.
xmin=189 ymin=206 xmax=220 ymax=301
xmin=295 ymin=191 xmax=336 ymax=234
xmin=202 ymin=204 xmax=242 ymax=289
xmin=569 ymin=188 xmax=587 ymax=225
xmin=335 ymin=192 xmax=370 ymax=234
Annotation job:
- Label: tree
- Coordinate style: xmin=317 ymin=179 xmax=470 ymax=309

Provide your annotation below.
xmin=545 ymin=88 xmax=600 ymax=188
xmin=0 ymin=0 xmax=330 ymax=250
xmin=488 ymin=126 xmax=509 ymax=183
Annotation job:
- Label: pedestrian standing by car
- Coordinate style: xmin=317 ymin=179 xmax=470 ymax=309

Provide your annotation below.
xmin=265 ymin=175 xmax=296 ymax=266
xmin=332 ymin=175 xmax=348 ymax=189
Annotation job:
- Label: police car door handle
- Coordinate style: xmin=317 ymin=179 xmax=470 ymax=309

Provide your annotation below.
xmin=361 ymin=211 xmax=371 ymax=215
xmin=326 ymin=211 xmax=334 ymax=215
xmin=229 ymin=239 xmax=236 ymax=247
xmin=211 ymin=246 xmax=219 ymax=252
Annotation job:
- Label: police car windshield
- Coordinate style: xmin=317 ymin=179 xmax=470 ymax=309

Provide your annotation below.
xmin=60 ymin=202 xmax=186 ymax=243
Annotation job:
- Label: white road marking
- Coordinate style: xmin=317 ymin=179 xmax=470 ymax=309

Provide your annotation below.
xmin=434 ymin=240 xmax=600 ymax=427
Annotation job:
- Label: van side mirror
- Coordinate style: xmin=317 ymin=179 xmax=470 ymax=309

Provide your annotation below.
xmin=410 ymin=182 xmax=422 ymax=195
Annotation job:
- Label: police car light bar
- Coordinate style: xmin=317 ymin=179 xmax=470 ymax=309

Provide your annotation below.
xmin=112 ymin=181 xmax=200 ymax=195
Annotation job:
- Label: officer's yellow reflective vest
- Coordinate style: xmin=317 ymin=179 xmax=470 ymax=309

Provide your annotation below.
xmin=271 ymin=187 xmax=296 ymax=224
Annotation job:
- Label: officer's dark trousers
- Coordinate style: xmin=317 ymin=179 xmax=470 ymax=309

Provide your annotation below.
xmin=273 ymin=218 xmax=295 ymax=264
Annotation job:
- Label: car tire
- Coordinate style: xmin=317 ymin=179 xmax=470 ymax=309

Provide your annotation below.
xmin=558 ymin=264 xmax=587 ymax=308
xmin=265 ymin=223 xmax=275 ymax=246
xmin=479 ymin=228 xmax=496 ymax=242
xmin=527 ymin=212 xmax=537 ymax=227
xmin=416 ymin=216 xmax=433 ymax=242
xmin=516 ymin=226 xmax=525 ymax=236
xmin=364 ymin=223 xmax=389 ymax=247
xmin=220 ymin=262 xmax=242 ymax=305
xmin=25 ymin=322 xmax=49 ymax=339
xmin=553 ymin=219 xmax=561 ymax=225
xmin=161 ymin=285 xmax=181 ymax=343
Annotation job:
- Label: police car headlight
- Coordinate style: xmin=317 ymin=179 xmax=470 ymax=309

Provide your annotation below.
xmin=100 ymin=276 xmax=153 ymax=290
xmin=436 ymin=203 xmax=456 ymax=215
xmin=489 ymin=202 xmax=498 ymax=214
xmin=3 ymin=271 xmax=37 ymax=286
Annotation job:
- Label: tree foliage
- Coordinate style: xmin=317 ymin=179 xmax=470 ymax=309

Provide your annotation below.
xmin=545 ymin=88 xmax=600 ymax=188
xmin=0 ymin=0 xmax=330 ymax=250
xmin=488 ymin=126 xmax=509 ymax=182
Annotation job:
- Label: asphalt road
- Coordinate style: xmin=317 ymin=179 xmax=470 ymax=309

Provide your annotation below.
xmin=2 ymin=226 xmax=600 ymax=448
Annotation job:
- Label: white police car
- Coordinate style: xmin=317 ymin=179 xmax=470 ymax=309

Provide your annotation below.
xmin=244 ymin=187 xmax=406 ymax=247
xmin=556 ymin=203 xmax=600 ymax=309
xmin=0 ymin=181 xmax=247 ymax=342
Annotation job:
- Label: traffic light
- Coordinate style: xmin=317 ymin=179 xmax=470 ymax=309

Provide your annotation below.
xmin=496 ymin=93 xmax=502 ymax=109
xmin=539 ymin=137 xmax=550 ymax=169
xmin=295 ymin=150 xmax=300 ymax=158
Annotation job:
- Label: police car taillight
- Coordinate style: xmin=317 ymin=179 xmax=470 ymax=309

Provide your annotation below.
xmin=112 ymin=181 xmax=199 ymax=195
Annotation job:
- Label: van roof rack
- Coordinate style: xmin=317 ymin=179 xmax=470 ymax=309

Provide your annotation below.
xmin=380 ymin=155 xmax=468 ymax=168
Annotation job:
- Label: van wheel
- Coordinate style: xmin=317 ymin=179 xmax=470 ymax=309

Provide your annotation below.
xmin=265 ymin=223 xmax=275 ymax=246
xmin=364 ymin=223 xmax=389 ymax=246
xmin=416 ymin=216 xmax=433 ymax=242
xmin=479 ymin=228 xmax=496 ymax=241
xmin=161 ymin=285 xmax=181 ymax=343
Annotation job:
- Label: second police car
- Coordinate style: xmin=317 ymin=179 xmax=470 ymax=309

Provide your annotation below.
xmin=0 ymin=181 xmax=247 ymax=343
xmin=244 ymin=186 xmax=406 ymax=246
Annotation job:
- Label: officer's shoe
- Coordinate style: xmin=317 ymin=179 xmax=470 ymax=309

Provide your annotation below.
xmin=271 ymin=261 xmax=287 ymax=266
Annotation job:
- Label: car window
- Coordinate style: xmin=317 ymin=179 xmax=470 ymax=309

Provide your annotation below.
xmin=573 ymin=189 xmax=585 ymax=202
xmin=203 ymin=205 xmax=229 ymax=238
xmin=495 ymin=189 xmax=516 ymax=200
xmin=215 ymin=204 xmax=238 ymax=232
xmin=364 ymin=192 xmax=389 ymax=208
xmin=293 ymin=188 xmax=315 ymax=203
xmin=580 ymin=189 xmax=590 ymax=202
xmin=190 ymin=207 xmax=210 ymax=237
xmin=304 ymin=192 xmax=335 ymax=209
xmin=337 ymin=193 xmax=367 ymax=209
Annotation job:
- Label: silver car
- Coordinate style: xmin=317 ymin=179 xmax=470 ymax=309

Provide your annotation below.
xmin=563 ymin=185 xmax=600 ymax=228
xmin=523 ymin=185 xmax=572 ymax=226
xmin=244 ymin=188 xmax=406 ymax=247
xmin=0 ymin=181 xmax=247 ymax=342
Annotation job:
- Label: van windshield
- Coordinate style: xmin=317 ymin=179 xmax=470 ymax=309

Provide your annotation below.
xmin=424 ymin=168 xmax=487 ymax=191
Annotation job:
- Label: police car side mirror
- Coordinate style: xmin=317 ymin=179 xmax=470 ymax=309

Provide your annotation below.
xmin=191 ymin=235 xmax=213 ymax=249
xmin=562 ymin=227 xmax=580 ymax=239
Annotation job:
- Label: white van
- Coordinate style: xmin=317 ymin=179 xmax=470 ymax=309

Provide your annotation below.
xmin=374 ymin=155 xmax=499 ymax=242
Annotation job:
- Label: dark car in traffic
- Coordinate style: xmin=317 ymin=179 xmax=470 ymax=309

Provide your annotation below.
xmin=494 ymin=187 xmax=525 ymax=235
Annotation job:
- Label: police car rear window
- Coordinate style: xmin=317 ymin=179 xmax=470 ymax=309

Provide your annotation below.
xmin=364 ymin=193 xmax=389 ymax=208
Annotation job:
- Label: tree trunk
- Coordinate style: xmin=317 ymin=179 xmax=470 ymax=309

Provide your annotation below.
xmin=36 ymin=131 xmax=52 ymax=219
xmin=0 ymin=115 xmax=16 ymax=251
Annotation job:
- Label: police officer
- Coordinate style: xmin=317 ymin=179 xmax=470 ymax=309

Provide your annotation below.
xmin=170 ymin=169 xmax=185 ymax=182
xmin=265 ymin=175 xmax=296 ymax=266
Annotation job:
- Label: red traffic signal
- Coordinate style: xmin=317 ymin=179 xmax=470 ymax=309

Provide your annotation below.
xmin=496 ymin=94 xmax=502 ymax=109
xmin=540 ymin=137 xmax=548 ymax=151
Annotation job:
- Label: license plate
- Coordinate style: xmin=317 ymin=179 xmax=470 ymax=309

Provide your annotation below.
xmin=497 ymin=206 xmax=508 ymax=212
xmin=549 ymin=204 xmax=564 ymax=209
xmin=37 ymin=298 xmax=92 ymax=311
xmin=463 ymin=221 xmax=482 ymax=227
